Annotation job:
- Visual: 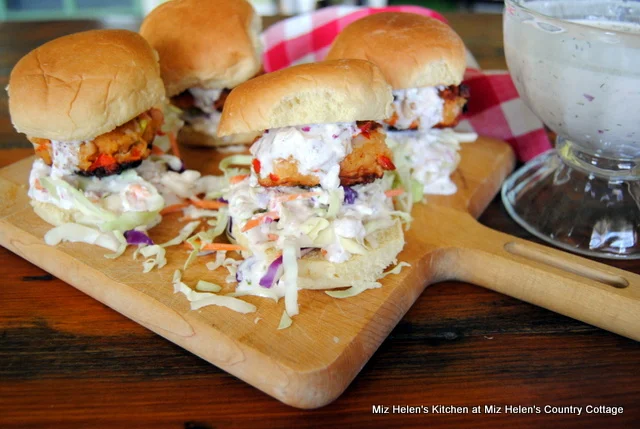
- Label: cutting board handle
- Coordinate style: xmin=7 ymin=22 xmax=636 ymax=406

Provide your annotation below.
xmin=451 ymin=219 xmax=640 ymax=341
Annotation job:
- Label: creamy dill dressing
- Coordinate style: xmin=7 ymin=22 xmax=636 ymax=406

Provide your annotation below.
xmin=189 ymin=88 xmax=223 ymax=114
xmin=504 ymin=4 xmax=640 ymax=159
xmin=250 ymin=123 xmax=359 ymax=189
xmin=50 ymin=140 xmax=81 ymax=177
xmin=392 ymin=87 xmax=445 ymax=130
xmin=186 ymin=87 xmax=224 ymax=136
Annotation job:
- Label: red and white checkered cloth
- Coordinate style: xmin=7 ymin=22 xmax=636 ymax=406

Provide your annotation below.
xmin=262 ymin=5 xmax=551 ymax=162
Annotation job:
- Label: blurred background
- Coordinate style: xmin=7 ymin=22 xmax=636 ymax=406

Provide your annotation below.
xmin=0 ymin=0 xmax=503 ymax=22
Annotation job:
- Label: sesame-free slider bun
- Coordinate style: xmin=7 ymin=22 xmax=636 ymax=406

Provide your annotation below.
xmin=231 ymin=218 xmax=405 ymax=290
xmin=217 ymin=59 xmax=393 ymax=137
xmin=326 ymin=12 xmax=466 ymax=89
xmin=139 ymin=0 xmax=262 ymax=97
xmin=8 ymin=29 xmax=165 ymax=142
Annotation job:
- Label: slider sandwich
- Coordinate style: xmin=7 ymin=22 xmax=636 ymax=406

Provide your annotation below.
xmin=8 ymin=30 xmax=168 ymax=241
xmin=217 ymin=60 xmax=405 ymax=316
xmin=327 ymin=13 xmax=477 ymax=198
xmin=140 ymin=0 xmax=263 ymax=148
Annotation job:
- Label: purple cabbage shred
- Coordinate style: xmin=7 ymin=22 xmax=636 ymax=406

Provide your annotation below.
xmin=124 ymin=230 xmax=154 ymax=246
xmin=343 ymin=186 xmax=358 ymax=204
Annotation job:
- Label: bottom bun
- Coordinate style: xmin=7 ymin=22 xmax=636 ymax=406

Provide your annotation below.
xmin=31 ymin=200 xmax=78 ymax=226
xmin=179 ymin=125 xmax=260 ymax=148
xmin=233 ymin=218 xmax=405 ymax=289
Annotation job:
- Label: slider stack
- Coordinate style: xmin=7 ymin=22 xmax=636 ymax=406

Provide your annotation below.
xmin=327 ymin=12 xmax=478 ymax=200
xmin=218 ymin=60 xmax=405 ymax=316
xmin=140 ymin=0 xmax=264 ymax=148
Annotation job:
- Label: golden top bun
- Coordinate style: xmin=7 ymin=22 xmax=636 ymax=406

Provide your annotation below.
xmin=140 ymin=0 xmax=262 ymax=97
xmin=217 ymin=59 xmax=393 ymax=136
xmin=326 ymin=12 xmax=466 ymax=89
xmin=9 ymin=29 xmax=165 ymax=142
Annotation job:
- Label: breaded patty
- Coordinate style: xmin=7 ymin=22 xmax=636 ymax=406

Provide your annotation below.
xmin=386 ymin=84 xmax=469 ymax=130
xmin=31 ymin=108 xmax=163 ymax=177
xmin=255 ymin=122 xmax=395 ymax=188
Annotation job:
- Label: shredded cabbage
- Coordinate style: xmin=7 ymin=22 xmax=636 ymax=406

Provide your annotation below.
xmin=219 ymin=155 xmax=252 ymax=175
xmin=278 ymin=310 xmax=293 ymax=330
xmin=282 ymin=242 xmax=299 ymax=317
xmin=411 ymin=179 xmax=424 ymax=203
xmin=190 ymin=295 xmax=257 ymax=313
xmin=40 ymin=176 xmax=163 ymax=232
xmin=338 ymin=237 xmax=367 ymax=255
xmin=391 ymin=210 xmax=413 ymax=224
xmin=172 ymin=269 xmax=182 ymax=291
xmin=44 ymin=223 xmax=122 ymax=251
xmin=140 ymin=245 xmax=167 ymax=272
xmin=154 ymin=103 xmax=185 ymax=152
xmin=325 ymin=281 xmax=382 ymax=299
xmin=159 ymin=221 xmax=200 ymax=247
xmin=381 ymin=261 xmax=411 ymax=278
xmin=299 ymin=217 xmax=330 ymax=242
xmin=326 ymin=189 xmax=341 ymax=218
xmin=183 ymin=241 xmax=200 ymax=271
xmin=104 ymin=230 xmax=127 ymax=259
xmin=196 ymin=280 xmax=222 ymax=292
xmin=172 ymin=269 xmax=255 ymax=314
xmin=205 ymin=251 xmax=228 ymax=271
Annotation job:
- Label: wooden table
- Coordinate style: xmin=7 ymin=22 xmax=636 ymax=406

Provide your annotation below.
xmin=1 ymin=13 xmax=638 ymax=428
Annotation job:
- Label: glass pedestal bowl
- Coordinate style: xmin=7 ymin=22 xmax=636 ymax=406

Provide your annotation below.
xmin=502 ymin=0 xmax=640 ymax=259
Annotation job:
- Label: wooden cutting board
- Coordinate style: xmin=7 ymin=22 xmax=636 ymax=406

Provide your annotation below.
xmin=0 ymin=137 xmax=638 ymax=409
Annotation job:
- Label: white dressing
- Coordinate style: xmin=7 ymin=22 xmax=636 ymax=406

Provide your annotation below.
xmin=391 ymin=86 xmax=445 ymax=130
xmin=250 ymin=123 xmax=359 ymax=190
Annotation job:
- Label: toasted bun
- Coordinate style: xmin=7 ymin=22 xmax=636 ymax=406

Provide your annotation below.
xmin=179 ymin=125 xmax=260 ymax=148
xmin=218 ymin=60 xmax=393 ymax=136
xmin=232 ymin=218 xmax=404 ymax=289
xmin=140 ymin=0 xmax=262 ymax=97
xmin=326 ymin=13 xmax=466 ymax=89
xmin=8 ymin=30 xmax=165 ymax=142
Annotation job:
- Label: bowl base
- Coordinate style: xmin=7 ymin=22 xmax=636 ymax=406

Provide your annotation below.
xmin=502 ymin=150 xmax=640 ymax=260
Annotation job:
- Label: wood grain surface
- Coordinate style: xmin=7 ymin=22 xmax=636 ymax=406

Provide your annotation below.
xmin=1 ymin=12 xmax=639 ymax=429
xmin=0 ymin=136 xmax=516 ymax=409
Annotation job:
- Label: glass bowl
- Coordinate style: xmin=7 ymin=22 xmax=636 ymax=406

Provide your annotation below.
xmin=502 ymin=0 xmax=640 ymax=259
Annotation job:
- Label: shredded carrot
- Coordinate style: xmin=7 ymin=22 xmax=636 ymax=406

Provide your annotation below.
xmin=385 ymin=189 xmax=405 ymax=198
xmin=230 ymin=174 xmax=249 ymax=184
xmin=273 ymin=192 xmax=320 ymax=204
xmin=34 ymin=179 xmax=44 ymax=191
xmin=168 ymin=131 xmax=180 ymax=159
xmin=151 ymin=145 xmax=165 ymax=155
xmin=184 ymin=242 xmax=246 ymax=252
xmin=241 ymin=211 xmax=279 ymax=232
xmin=189 ymin=197 xmax=228 ymax=209
xmin=267 ymin=234 xmax=279 ymax=241
xmin=160 ymin=202 xmax=189 ymax=215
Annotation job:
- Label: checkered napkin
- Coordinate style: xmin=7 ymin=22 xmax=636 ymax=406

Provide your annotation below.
xmin=261 ymin=5 xmax=551 ymax=162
